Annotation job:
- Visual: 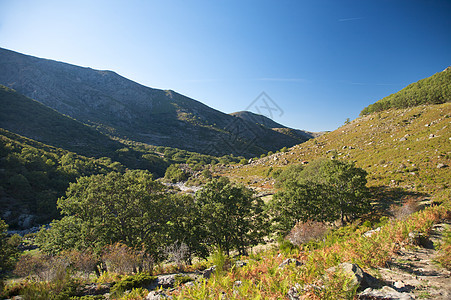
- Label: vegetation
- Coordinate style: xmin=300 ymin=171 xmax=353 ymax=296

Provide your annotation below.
xmin=360 ymin=67 xmax=450 ymax=115
xmin=269 ymin=159 xmax=370 ymax=234
xmin=195 ymin=177 xmax=267 ymax=255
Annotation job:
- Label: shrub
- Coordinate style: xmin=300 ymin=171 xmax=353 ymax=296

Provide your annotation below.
xmin=389 ymin=196 xmax=419 ymax=220
xmin=102 ymin=243 xmax=151 ymax=275
xmin=110 ymin=273 xmax=156 ymax=295
xmin=163 ymin=241 xmax=189 ymax=271
xmin=14 ymin=254 xmax=69 ymax=282
xmin=287 ymin=220 xmax=329 ymax=246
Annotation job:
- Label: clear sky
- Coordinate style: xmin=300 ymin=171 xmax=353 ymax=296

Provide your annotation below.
xmin=0 ymin=0 xmax=450 ymax=132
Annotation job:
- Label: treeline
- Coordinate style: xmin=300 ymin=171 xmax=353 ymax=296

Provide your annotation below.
xmin=360 ymin=67 xmax=450 ymax=115
xmin=34 ymin=159 xmax=371 ymax=263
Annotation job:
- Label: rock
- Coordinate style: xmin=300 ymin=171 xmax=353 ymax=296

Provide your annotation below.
xmin=287 ymin=284 xmax=301 ymax=300
xmin=202 ymin=265 xmax=216 ymax=279
xmin=393 ymin=281 xmax=405 ymax=290
xmin=399 ymin=137 xmax=407 ymax=141
xmin=278 ymin=258 xmax=303 ymax=269
xmin=358 ymin=286 xmax=414 ymax=299
xmin=327 ymin=263 xmax=364 ymax=287
xmin=145 ymin=274 xmax=176 ymax=290
xmin=146 ymin=290 xmax=172 ymax=300
xmin=235 ymin=260 xmax=247 ymax=268
xmin=234 ymin=280 xmax=242 ymax=287
xmin=79 ymin=283 xmax=111 ymax=296
xmin=326 ymin=263 xmax=380 ymax=290
xmin=408 ymin=231 xmax=434 ymax=248
xmin=363 ymin=227 xmax=381 ymax=237
xmin=437 ymin=163 xmax=448 ymax=169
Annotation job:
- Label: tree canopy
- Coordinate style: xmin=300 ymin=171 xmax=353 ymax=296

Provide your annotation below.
xmin=195 ymin=177 xmax=267 ymax=255
xmin=269 ymin=159 xmax=370 ymax=234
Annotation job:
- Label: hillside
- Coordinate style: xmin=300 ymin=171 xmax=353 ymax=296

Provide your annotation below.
xmin=230 ymin=110 xmax=323 ymax=142
xmin=0 ymin=85 xmax=122 ymax=158
xmin=361 ymin=67 xmax=450 ymax=115
xmin=0 ymin=128 xmax=126 ymax=227
xmin=0 ymin=47 xmax=312 ymax=157
xmin=222 ymin=103 xmax=451 ymax=197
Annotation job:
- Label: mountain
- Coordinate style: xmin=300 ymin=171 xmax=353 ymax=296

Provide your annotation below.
xmin=0 ymin=85 xmax=122 ymax=157
xmin=230 ymin=111 xmax=323 ymax=142
xmin=360 ymin=66 xmax=450 ymax=115
xmin=0 ymin=47 xmax=314 ymax=157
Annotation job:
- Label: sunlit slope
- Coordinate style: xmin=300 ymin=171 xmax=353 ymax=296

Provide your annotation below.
xmin=222 ymin=103 xmax=451 ymax=194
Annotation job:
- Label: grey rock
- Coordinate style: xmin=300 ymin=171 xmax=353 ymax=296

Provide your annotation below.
xmin=235 ymin=260 xmax=247 ymax=268
xmin=286 ymin=284 xmax=302 ymax=300
xmin=278 ymin=258 xmax=303 ymax=269
xmin=202 ymin=265 xmax=216 ymax=279
xmin=327 ymin=263 xmax=364 ymax=287
xmin=437 ymin=163 xmax=448 ymax=169
xmin=146 ymin=291 xmax=172 ymax=300
xmin=358 ymin=286 xmax=414 ymax=299
xmin=408 ymin=231 xmax=434 ymax=248
xmin=363 ymin=227 xmax=381 ymax=238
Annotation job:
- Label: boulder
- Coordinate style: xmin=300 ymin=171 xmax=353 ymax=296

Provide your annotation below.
xmin=358 ymin=286 xmax=414 ymax=299
xmin=326 ymin=263 xmax=380 ymax=290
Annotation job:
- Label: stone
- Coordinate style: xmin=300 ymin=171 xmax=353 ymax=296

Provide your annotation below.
xmin=326 ymin=263 xmax=364 ymax=287
xmin=408 ymin=231 xmax=434 ymax=248
xmin=326 ymin=263 xmax=380 ymax=290
xmin=202 ymin=265 xmax=216 ymax=279
xmin=235 ymin=260 xmax=247 ymax=268
xmin=286 ymin=284 xmax=302 ymax=300
xmin=146 ymin=291 xmax=172 ymax=300
xmin=278 ymin=258 xmax=303 ymax=269
xmin=358 ymin=286 xmax=414 ymax=299
xmin=363 ymin=227 xmax=381 ymax=238
xmin=437 ymin=163 xmax=448 ymax=169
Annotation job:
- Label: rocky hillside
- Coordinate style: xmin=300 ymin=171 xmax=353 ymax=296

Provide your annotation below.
xmin=222 ymin=103 xmax=451 ymax=196
xmin=0 ymin=47 xmax=313 ymax=157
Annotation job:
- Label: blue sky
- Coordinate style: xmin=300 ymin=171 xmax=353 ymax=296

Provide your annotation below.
xmin=0 ymin=0 xmax=450 ymax=132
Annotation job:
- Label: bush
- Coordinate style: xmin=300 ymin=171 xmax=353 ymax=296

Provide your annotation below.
xmin=14 ymin=254 xmax=69 ymax=282
xmin=164 ymin=164 xmax=189 ymax=183
xmin=110 ymin=273 xmax=156 ymax=295
xmin=102 ymin=243 xmax=152 ymax=275
xmin=389 ymin=197 xmax=419 ymax=220
xmin=287 ymin=220 xmax=329 ymax=246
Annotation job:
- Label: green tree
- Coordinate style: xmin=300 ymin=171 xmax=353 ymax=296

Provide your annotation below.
xmin=195 ymin=177 xmax=266 ymax=255
xmin=36 ymin=170 xmax=174 ymax=259
xmin=0 ymin=219 xmax=21 ymax=276
xmin=269 ymin=159 xmax=370 ymax=234
xmin=164 ymin=164 xmax=189 ymax=183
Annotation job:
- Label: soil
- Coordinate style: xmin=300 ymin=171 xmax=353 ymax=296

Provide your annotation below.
xmin=375 ymin=222 xmax=451 ymax=299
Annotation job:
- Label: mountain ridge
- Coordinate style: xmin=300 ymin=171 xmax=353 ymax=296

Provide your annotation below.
xmin=0 ymin=47 xmax=315 ymax=157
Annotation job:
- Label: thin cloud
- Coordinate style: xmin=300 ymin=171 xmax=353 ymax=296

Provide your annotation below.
xmin=338 ymin=17 xmax=364 ymax=22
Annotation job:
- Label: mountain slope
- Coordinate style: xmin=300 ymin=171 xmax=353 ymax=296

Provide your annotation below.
xmin=223 ymin=103 xmax=451 ymax=195
xmin=0 ymin=85 xmax=122 ymax=157
xmin=230 ymin=110 xmax=324 ymax=142
xmin=0 ymin=47 xmax=311 ymax=157
xmin=361 ymin=66 xmax=450 ymax=115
